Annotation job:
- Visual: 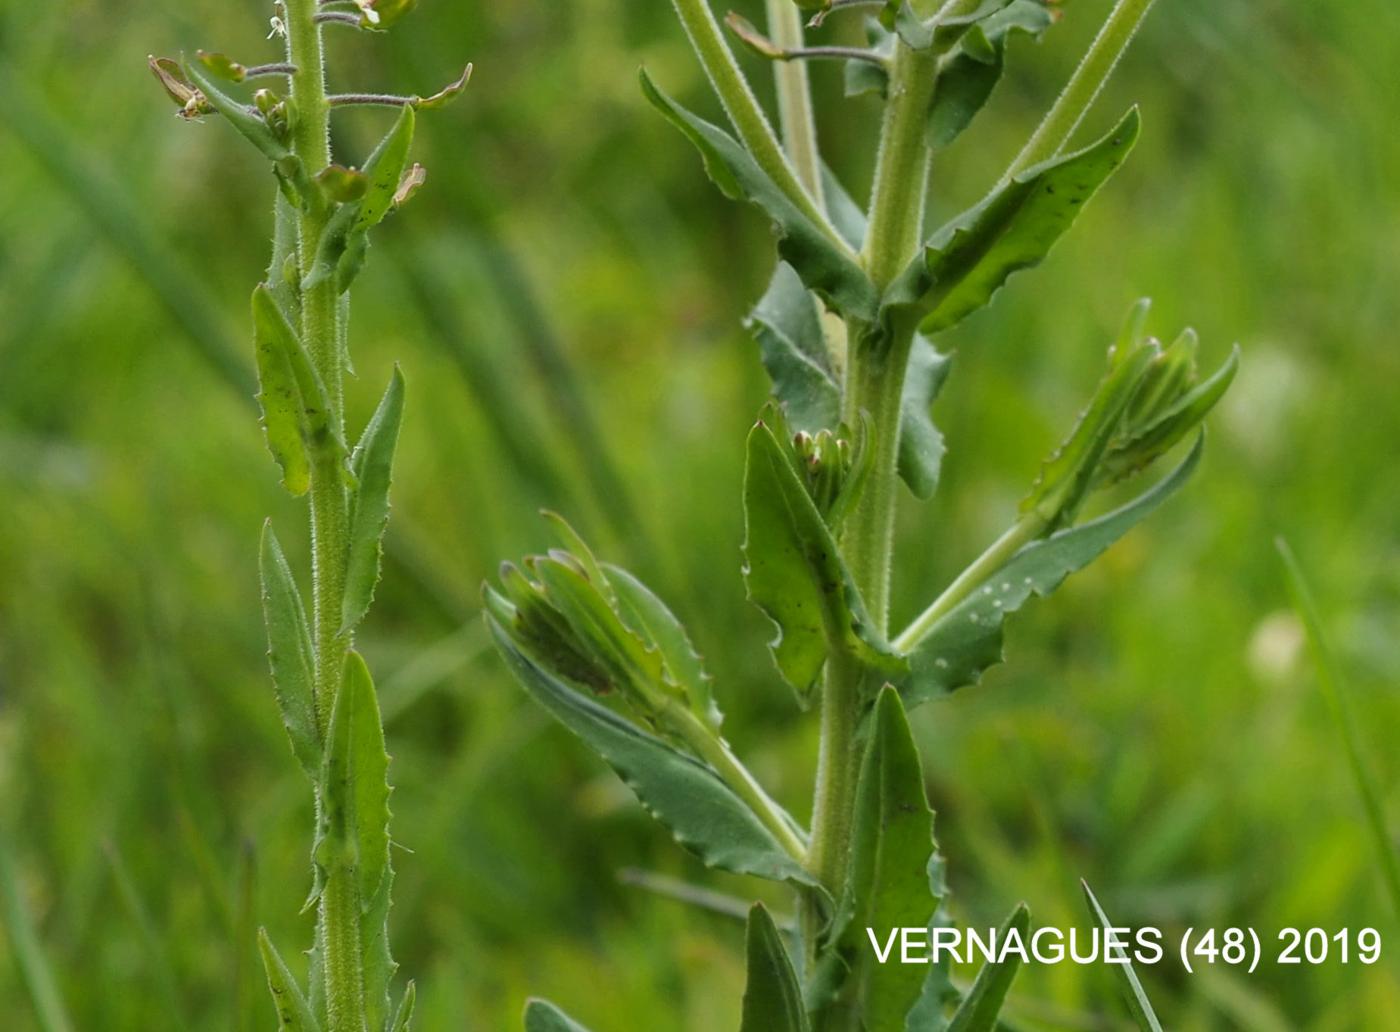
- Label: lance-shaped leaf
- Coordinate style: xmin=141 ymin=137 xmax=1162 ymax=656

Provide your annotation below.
xmin=641 ymin=70 xmax=878 ymax=324
xmin=743 ymin=418 xmax=903 ymax=703
xmin=304 ymin=105 xmax=416 ymax=293
xmin=741 ymin=903 xmax=809 ymax=1032
xmin=341 ymin=367 xmax=405 ymax=636
xmin=489 ymin=620 xmax=819 ymax=890
xmin=927 ymin=2 xmax=1054 ymax=149
xmin=523 ymin=999 xmax=593 ymax=1032
xmin=911 ymin=108 xmax=1140 ymax=334
xmin=899 ymin=336 xmax=953 ymax=499
xmin=258 ymin=929 xmax=321 ymax=1032
xmin=252 ymin=284 xmax=344 ymax=495
xmin=1081 ymin=882 xmax=1163 ymax=1032
xmin=259 ymin=523 xmax=320 ymax=777
xmin=901 ymin=435 xmax=1202 ymax=710
xmin=946 ymin=902 xmax=1031 ymax=1032
xmin=818 ymin=687 xmax=939 ymax=1030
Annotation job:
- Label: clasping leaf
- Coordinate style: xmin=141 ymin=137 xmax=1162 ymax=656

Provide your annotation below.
xmin=341 ymin=367 xmax=406 ymax=637
xmin=741 ymin=903 xmax=809 ymax=1032
xmin=743 ymin=413 xmax=904 ymax=704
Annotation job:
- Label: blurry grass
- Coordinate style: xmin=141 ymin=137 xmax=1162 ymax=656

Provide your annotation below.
xmin=1277 ymin=538 xmax=1400 ymax=920
xmin=0 ymin=831 xmax=73 ymax=1032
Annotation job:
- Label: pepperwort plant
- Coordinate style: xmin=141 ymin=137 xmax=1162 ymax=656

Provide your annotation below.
xmin=151 ymin=2 xmax=468 ymax=1028
xmin=488 ymin=0 xmax=1237 ymax=1029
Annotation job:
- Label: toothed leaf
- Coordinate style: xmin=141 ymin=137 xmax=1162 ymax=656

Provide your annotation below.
xmin=489 ymin=620 xmax=818 ymax=891
xmin=641 ymin=70 xmax=878 ymax=324
xmin=910 ymin=108 xmax=1140 ymax=334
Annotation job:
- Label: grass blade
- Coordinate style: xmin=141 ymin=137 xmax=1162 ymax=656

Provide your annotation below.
xmin=0 ymin=831 xmax=75 ymax=1032
xmin=1080 ymin=880 xmax=1162 ymax=1032
xmin=1277 ymin=538 xmax=1400 ymax=918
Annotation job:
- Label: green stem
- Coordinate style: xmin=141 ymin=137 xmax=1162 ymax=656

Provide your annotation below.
xmin=1006 ymin=0 xmax=1158 ymax=178
xmin=320 ymin=866 xmax=365 ymax=1032
xmin=764 ymin=0 xmax=824 ymax=206
xmin=893 ymin=511 xmax=1047 ymax=652
xmin=666 ymin=704 xmax=809 ymax=863
xmin=284 ymin=2 xmax=360 ymax=1028
xmin=669 ymin=0 xmax=855 ymax=260
xmin=801 ymin=33 xmax=937 ymax=1024
xmin=860 ymin=42 xmax=940 ymax=289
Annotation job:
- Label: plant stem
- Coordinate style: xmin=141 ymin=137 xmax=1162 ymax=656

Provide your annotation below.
xmin=764 ymin=0 xmax=824 ymax=207
xmin=893 ymin=511 xmax=1047 ymax=652
xmin=284 ymin=1 xmax=360 ymax=1027
xmin=669 ymin=0 xmax=854 ymax=260
xmin=666 ymin=704 xmax=809 ymax=863
xmin=860 ymin=42 xmax=939 ymax=290
xmin=801 ymin=32 xmax=939 ymax=1025
xmin=1006 ymin=0 xmax=1157 ymax=178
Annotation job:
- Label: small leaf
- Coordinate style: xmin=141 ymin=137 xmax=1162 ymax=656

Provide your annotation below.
xmin=821 ymin=686 xmax=939 ymax=1030
xmin=251 ymin=284 xmax=343 ymax=494
xmin=489 ymin=620 xmax=820 ymax=891
xmin=946 ymin=902 xmax=1032 ymax=1032
xmin=259 ymin=523 xmax=321 ymax=776
xmin=342 ymin=367 xmax=405 ymax=635
xmin=1081 ymin=882 xmax=1163 ymax=1032
xmin=898 ymin=335 xmax=953 ymax=499
xmin=523 ymin=999 xmax=593 ymax=1032
xmin=901 ymin=435 xmax=1203 ymax=710
xmin=747 ymin=262 xmax=841 ymax=434
xmin=743 ymin=418 xmax=903 ymax=703
xmin=641 ymin=70 xmax=878 ymax=324
xmin=413 ymin=63 xmax=473 ymax=111
xmin=258 ymin=929 xmax=321 ymax=1032
xmin=388 ymin=982 xmax=416 ymax=1032
xmin=913 ymin=107 xmax=1140 ymax=334
xmin=741 ymin=904 xmax=809 ymax=1032
xmin=925 ymin=4 xmax=1055 ymax=150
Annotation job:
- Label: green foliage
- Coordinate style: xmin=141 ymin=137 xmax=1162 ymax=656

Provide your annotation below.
xmin=1081 ymin=882 xmax=1163 ymax=1032
xmin=258 ymin=930 xmax=322 ymax=1032
xmin=742 ymin=412 xmax=902 ymax=702
xmin=640 ymin=70 xmax=878 ymax=323
xmin=813 ymin=687 xmax=940 ymax=1028
xmin=343 ymin=368 xmax=406 ymax=636
xmin=523 ymin=999 xmax=593 ymax=1032
xmin=251 ymin=283 xmax=342 ymax=496
xmin=906 ymin=108 xmax=1141 ymax=334
xmin=740 ymin=904 xmax=809 ymax=1032
xmin=945 ymin=903 xmax=1030 ymax=1032
xmin=902 ymin=435 xmax=1202 ymax=708
xmin=259 ymin=523 xmax=321 ymax=776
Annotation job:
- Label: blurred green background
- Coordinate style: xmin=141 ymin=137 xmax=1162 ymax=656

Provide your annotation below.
xmin=1 ymin=0 xmax=1397 ymax=1028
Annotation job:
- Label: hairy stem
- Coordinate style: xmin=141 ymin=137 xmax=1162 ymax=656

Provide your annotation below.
xmin=669 ymin=0 xmax=854 ymax=259
xmin=1006 ymin=0 xmax=1158 ymax=177
xmin=284 ymin=0 xmax=359 ymax=1027
xmin=764 ymin=0 xmax=824 ymax=206
xmin=802 ymin=32 xmax=937 ymax=1023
